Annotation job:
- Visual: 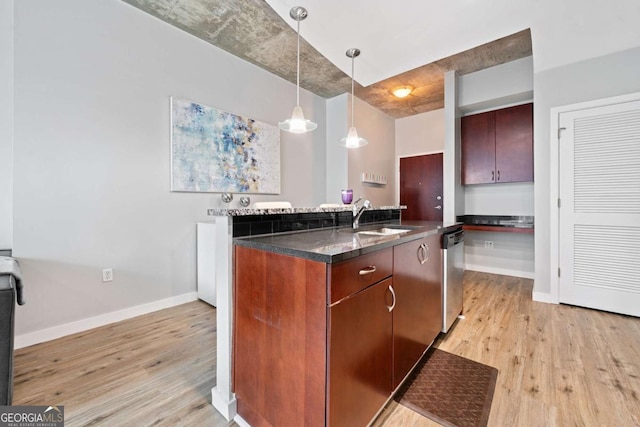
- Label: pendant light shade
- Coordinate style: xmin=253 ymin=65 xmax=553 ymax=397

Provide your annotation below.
xmin=339 ymin=48 xmax=368 ymax=148
xmin=279 ymin=7 xmax=317 ymax=134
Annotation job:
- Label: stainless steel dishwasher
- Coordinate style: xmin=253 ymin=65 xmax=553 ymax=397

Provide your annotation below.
xmin=442 ymin=229 xmax=464 ymax=333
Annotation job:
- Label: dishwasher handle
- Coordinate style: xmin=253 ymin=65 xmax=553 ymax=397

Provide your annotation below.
xmin=442 ymin=230 xmax=464 ymax=249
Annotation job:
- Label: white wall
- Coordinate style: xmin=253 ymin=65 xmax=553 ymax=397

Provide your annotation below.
xmin=346 ymin=95 xmax=395 ymax=206
xmin=395 ymin=109 xmax=445 ymax=157
xmin=12 ymin=0 xmax=327 ymax=337
xmin=464 ymin=231 xmax=534 ymax=279
xmin=0 ymin=0 xmax=13 ymax=249
xmin=533 ymin=45 xmax=640 ymax=299
xmin=395 ymin=109 xmax=445 ymax=205
xmin=443 ymin=70 xmax=464 ymax=224
xmin=455 ymin=58 xmax=535 ymax=278
xmin=459 ymin=56 xmax=534 ymax=114
xmin=325 ymin=94 xmax=348 ymax=204
xmin=465 ymin=182 xmax=534 ymax=215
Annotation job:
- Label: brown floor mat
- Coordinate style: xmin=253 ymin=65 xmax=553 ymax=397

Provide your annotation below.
xmin=395 ymin=348 xmax=498 ymax=427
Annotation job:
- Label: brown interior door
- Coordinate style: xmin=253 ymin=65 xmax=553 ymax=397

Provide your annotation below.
xmin=399 ymin=153 xmax=443 ymax=221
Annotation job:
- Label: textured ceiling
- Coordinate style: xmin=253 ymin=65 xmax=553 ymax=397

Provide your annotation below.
xmin=122 ymin=0 xmax=532 ymax=118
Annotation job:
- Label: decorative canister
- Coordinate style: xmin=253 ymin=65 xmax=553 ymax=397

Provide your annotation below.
xmin=341 ymin=189 xmax=354 ymax=204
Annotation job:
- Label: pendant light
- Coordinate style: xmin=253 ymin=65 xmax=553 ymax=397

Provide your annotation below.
xmin=278 ymin=6 xmax=317 ymax=134
xmin=339 ymin=48 xmax=368 ymax=148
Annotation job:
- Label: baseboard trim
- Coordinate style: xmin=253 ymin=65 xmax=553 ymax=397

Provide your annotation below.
xmin=233 ymin=415 xmax=250 ymax=427
xmin=532 ymin=291 xmax=556 ymax=304
xmin=465 ymin=264 xmax=535 ymax=280
xmin=14 ymin=292 xmax=198 ymax=349
xmin=211 ymin=386 xmax=237 ymax=422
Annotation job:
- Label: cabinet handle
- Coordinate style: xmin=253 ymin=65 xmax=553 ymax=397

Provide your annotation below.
xmin=387 ymin=285 xmax=396 ymax=312
xmin=418 ymin=243 xmax=430 ymax=264
xmin=497 ymin=170 xmax=500 ymax=181
xmin=359 ymin=265 xmax=377 ymax=276
xmin=491 ymin=170 xmax=495 ymax=181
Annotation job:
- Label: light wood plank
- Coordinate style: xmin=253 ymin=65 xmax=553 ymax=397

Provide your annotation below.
xmin=377 ymin=271 xmax=640 ymax=427
xmin=13 ymin=301 xmax=234 ymax=427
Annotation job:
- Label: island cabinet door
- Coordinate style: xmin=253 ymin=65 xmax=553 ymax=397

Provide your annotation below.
xmin=392 ymin=234 xmax=443 ymax=389
xmin=234 ymin=246 xmax=328 ymax=427
xmin=328 ymin=277 xmax=393 ymax=427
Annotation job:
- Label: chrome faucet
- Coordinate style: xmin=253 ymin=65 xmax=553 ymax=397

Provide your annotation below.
xmin=352 ymin=199 xmax=371 ymax=229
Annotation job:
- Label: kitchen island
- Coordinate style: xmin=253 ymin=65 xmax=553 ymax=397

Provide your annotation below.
xmin=232 ymin=220 xmax=461 ymax=427
xmin=201 ymin=206 xmax=407 ymax=421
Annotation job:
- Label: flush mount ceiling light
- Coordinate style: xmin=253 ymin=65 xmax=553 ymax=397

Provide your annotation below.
xmin=278 ymin=6 xmax=317 ymax=134
xmin=338 ymin=48 xmax=368 ymax=148
xmin=392 ymin=85 xmax=413 ymax=98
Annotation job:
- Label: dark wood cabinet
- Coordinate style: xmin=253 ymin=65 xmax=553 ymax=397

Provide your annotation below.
xmin=462 ymin=103 xmax=533 ymax=185
xmin=234 ymin=237 xmax=444 ymax=426
xmin=495 ymin=103 xmax=534 ymax=183
xmin=461 ymin=110 xmax=496 ymax=185
xmin=392 ymin=234 xmax=442 ymax=388
xmin=327 ymin=248 xmax=393 ymax=426
xmin=328 ymin=277 xmax=393 ymax=427
xmin=328 ymin=248 xmax=393 ymax=304
xmin=234 ymin=246 xmax=328 ymax=427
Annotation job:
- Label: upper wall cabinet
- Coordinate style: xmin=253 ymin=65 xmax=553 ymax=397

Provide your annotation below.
xmin=461 ymin=103 xmax=533 ymax=185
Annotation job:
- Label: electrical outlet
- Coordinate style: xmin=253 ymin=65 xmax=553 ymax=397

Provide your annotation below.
xmin=102 ymin=268 xmax=113 ymax=282
xmin=484 ymin=241 xmax=494 ymax=249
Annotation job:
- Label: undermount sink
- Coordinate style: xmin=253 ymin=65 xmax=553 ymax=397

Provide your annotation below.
xmin=356 ymin=227 xmax=413 ymax=236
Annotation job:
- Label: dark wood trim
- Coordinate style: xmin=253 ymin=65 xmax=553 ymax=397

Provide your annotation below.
xmin=463 ymin=225 xmax=534 ymax=234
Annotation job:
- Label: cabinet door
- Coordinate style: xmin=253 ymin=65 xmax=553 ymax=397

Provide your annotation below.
xmin=461 ymin=110 xmax=496 ymax=185
xmin=328 ymin=278 xmax=393 ymax=427
xmin=392 ymin=235 xmax=442 ymax=388
xmin=495 ymin=103 xmax=533 ymax=183
xmin=234 ymin=246 xmax=327 ymax=427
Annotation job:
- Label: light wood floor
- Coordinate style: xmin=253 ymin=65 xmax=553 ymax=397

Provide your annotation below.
xmin=376 ymin=271 xmax=640 ymax=427
xmin=13 ymin=301 xmax=233 ymax=426
xmin=13 ymin=271 xmax=640 ymax=426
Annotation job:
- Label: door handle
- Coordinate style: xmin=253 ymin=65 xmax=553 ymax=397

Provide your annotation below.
xmin=387 ymin=285 xmax=396 ymax=312
xmin=435 ymin=205 xmax=442 ymax=210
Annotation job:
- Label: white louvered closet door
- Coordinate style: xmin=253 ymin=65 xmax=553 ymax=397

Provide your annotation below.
xmin=558 ymin=100 xmax=640 ymax=316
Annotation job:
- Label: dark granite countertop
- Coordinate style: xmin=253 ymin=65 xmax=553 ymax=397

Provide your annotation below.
xmin=234 ymin=221 xmax=462 ymax=264
xmin=208 ymin=205 xmax=406 ymax=216
xmin=457 ymin=215 xmax=534 ymax=229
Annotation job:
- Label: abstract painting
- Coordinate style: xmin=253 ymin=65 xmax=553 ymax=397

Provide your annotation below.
xmin=170 ymin=97 xmax=280 ymax=193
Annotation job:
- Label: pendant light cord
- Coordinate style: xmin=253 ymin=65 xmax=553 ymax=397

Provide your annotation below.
xmin=350 ymin=55 xmax=355 ymax=128
xmin=296 ymin=16 xmax=300 ymax=106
